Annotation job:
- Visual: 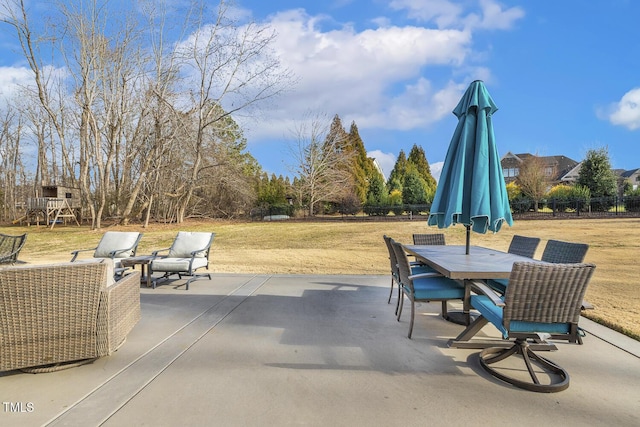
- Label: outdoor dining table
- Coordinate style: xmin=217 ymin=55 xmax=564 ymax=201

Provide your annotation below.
xmin=403 ymin=244 xmax=548 ymax=349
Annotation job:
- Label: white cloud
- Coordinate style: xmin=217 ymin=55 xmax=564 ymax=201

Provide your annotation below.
xmin=390 ymin=0 xmax=464 ymax=28
xmin=390 ymin=0 xmax=524 ymax=31
xmin=368 ymin=150 xmax=396 ymax=179
xmin=608 ymin=88 xmax=640 ymax=130
xmin=465 ymin=0 xmax=525 ymax=30
xmin=245 ymin=9 xmax=473 ymax=139
xmin=0 ymin=66 xmax=34 ymax=98
xmin=430 ymin=161 xmax=444 ymax=183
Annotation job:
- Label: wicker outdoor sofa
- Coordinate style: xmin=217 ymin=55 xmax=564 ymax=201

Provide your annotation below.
xmin=0 ymin=261 xmax=140 ymax=373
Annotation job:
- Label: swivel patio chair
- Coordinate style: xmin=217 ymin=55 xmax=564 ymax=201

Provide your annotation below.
xmin=383 ymin=235 xmax=437 ymax=315
xmin=149 ymin=231 xmax=215 ymax=290
xmin=0 ymin=261 xmax=140 ymax=373
xmin=468 ymin=261 xmax=595 ymax=392
xmin=70 ymin=231 xmax=142 ymax=269
xmin=392 ymin=241 xmax=464 ymax=339
xmin=0 ymin=233 xmax=27 ymax=265
xmin=487 ymin=235 xmax=540 ymax=293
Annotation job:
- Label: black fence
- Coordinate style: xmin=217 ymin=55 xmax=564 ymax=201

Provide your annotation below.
xmin=251 ymin=196 xmax=640 ymax=221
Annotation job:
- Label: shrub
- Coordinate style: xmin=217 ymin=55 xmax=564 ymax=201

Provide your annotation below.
xmin=624 ymin=195 xmax=640 ymax=212
xmin=388 ymin=189 xmax=404 ymax=216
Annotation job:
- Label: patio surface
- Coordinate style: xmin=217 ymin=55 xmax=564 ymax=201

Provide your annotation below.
xmin=1 ymin=274 xmax=639 ymax=427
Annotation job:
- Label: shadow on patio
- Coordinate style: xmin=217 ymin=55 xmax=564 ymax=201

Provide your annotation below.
xmin=1 ymin=274 xmax=639 ymax=426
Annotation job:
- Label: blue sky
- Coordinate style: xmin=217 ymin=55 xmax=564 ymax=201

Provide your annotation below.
xmin=1 ymin=0 xmax=639 ymax=181
xmin=235 ymin=0 xmax=640 ymax=180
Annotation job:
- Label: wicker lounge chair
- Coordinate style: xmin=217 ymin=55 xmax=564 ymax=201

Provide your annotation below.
xmin=0 ymin=261 xmax=140 ymax=373
xmin=149 ymin=231 xmax=215 ymax=290
xmin=0 ymin=233 xmax=27 ymax=265
xmin=393 ymin=241 xmax=464 ymax=339
xmin=468 ymin=262 xmax=595 ymax=392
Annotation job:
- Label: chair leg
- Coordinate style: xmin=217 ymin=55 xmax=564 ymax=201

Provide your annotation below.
xmin=408 ymin=299 xmax=415 ymax=339
xmin=388 ymin=277 xmax=394 ymax=304
xmin=397 ymin=291 xmax=405 ymax=321
xmin=182 ymin=272 xmax=212 ymax=290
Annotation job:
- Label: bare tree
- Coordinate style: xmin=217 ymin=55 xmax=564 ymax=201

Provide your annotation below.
xmin=1 ymin=0 xmax=75 ymax=189
xmin=1 ymin=0 xmax=292 ymax=226
xmin=288 ymin=114 xmax=353 ymax=216
xmin=170 ymin=0 xmax=293 ymax=222
xmin=0 ymin=105 xmax=25 ymax=221
xmin=516 ymin=154 xmax=550 ymax=212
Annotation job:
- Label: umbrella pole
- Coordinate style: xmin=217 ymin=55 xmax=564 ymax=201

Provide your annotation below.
xmin=465 ymin=225 xmax=470 ymax=255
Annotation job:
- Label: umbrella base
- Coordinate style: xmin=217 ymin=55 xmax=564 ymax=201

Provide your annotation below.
xmin=445 ymin=310 xmax=478 ymax=326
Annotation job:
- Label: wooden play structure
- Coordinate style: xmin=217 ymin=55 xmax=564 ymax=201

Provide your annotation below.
xmin=23 ymin=185 xmax=81 ymax=229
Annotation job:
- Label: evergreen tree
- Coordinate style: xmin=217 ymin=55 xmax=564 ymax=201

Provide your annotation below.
xmin=407 ymin=144 xmax=437 ymax=193
xmin=387 ymin=150 xmax=408 ymax=192
xmin=348 ymin=121 xmax=379 ymax=203
xmin=324 ymin=114 xmax=350 ymax=154
xmin=366 ymin=172 xmax=387 ymax=205
xmin=577 ymin=147 xmax=618 ymax=211
xmin=256 ymin=173 xmax=289 ymax=205
xmin=323 ymin=114 xmax=358 ymax=205
xmin=402 ymin=166 xmax=428 ymax=205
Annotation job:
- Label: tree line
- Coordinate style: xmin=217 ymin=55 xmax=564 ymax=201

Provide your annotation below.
xmin=256 ymin=114 xmax=439 ymax=217
xmin=0 ymin=1 xmax=442 ymax=226
xmin=508 ymin=147 xmax=633 ymax=213
xmin=0 ymin=0 xmax=292 ymax=227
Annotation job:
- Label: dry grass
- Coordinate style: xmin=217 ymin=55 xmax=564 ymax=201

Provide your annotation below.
xmin=3 ymin=217 xmax=639 ymax=340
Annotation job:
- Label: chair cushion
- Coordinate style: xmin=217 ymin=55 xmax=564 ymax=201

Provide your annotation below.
xmin=168 ymin=232 xmax=212 ymax=258
xmin=487 ymin=278 xmax=508 ymax=293
xmin=509 ymin=321 xmax=570 ymax=335
xmin=471 ymin=295 xmax=572 ymax=339
xmin=411 ymin=265 xmax=438 ymax=275
xmin=72 ymin=258 xmax=116 ymax=285
xmin=94 ymin=232 xmax=140 ymax=258
xmin=151 ymin=257 xmax=208 ymax=273
xmin=471 ymin=295 xmax=508 ymax=338
xmin=410 ymin=276 xmax=464 ymax=300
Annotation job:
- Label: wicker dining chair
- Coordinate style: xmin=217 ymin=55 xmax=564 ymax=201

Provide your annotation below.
xmin=469 ymin=262 xmax=596 ymax=392
xmin=541 ymin=239 xmax=589 ymax=263
xmin=392 ymin=241 xmax=464 ymax=339
xmin=507 ymin=235 xmax=540 ymax=258
xmin=487 ymin=235 xmax=540 ymax=293
xmin=383 ymin=235 xmax=435 ymax=314
xmin=412 ymin=233 xmax=446 ymax=245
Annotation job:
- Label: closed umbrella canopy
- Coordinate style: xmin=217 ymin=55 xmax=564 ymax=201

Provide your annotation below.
xmin=428 ymin=80 xmax=513 ymax=253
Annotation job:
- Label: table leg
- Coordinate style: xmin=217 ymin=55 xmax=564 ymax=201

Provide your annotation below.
xmin=141 ymin=263 xmax=151 ymax=288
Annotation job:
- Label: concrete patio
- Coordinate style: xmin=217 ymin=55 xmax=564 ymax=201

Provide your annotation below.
xmin=2 ymin=274 xmax=639 ymax=427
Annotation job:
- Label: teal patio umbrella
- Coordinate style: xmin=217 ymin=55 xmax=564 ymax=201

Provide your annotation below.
xmin=428 ymin=80 xmax=513 ymax=254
